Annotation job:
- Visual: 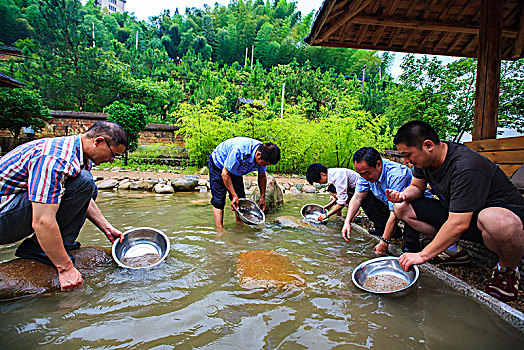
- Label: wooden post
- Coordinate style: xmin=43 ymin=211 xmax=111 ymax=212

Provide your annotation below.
xmin=473 ymin=0 xmax=502 ymax=141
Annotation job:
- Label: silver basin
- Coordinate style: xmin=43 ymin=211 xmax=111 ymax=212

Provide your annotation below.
xmin=112 ymin=227 xmax=170 ymax=269
xmin=237 ymin=198 xmax=265 ymax=225
xmin=301 ymin=203 xmax=328 ymax=223
xmin=352 ymin=256 xmax=419 ymax=296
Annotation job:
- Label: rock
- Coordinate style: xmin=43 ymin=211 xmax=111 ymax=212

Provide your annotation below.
xmin=130 ymin=180 xmax=156 ymax=190
xmin=197 ymin=186 xmax=208 ymax=192
xmin=96 ymin=179 xmax=119 ymax=189
xmin=199 ymin=166 xmax=209 ymax=175
xmin=289 ymin=187 xmax=301 ymax=194
xmin=154 ymin=183 xmax=174 ymax=193
xmin=93 ymin=176 xmax=104 ymax=181
xmin=282 ymin=183 xmax=290 ymax=190
xmin=198 ymin=178 xmax=208 ymax=186
xmin=295 ymin=184 xmax=303 ymax=191
xmin=111 ymin=167 xmax=122 ymax=172
xmin=118 ymin=179 xmax=132 ymax=190
xmin=244 ymin=181 xmax=252 ymax=189
xmin=236 ymin=250 xmax=306 ymax=290
xmin=0 ymin=246 xmax=113 ymax=299
xmin=250 ymin=176 xmax=283 ymax=213
xmin=171 ymin=177 xmax=199 ymax=191
xmin=274 ymin=216 xmax=319 ymax=230
xmin=302 ymin=184 xmax=317 ymax=193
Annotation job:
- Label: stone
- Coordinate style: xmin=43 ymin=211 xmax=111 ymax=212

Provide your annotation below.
xmin=111 ymin=167 xmax=122 ymax=171
xmin=236 ymin=250 xmax=306 ymax=290
xmin=197 ymin=186 xmax=208 ymax=192
xmin=282 ymin=183 xmax=290 ymax=190
xmin=130 ymin=180 xmax=155 ymax=190
xmin=96 ymin=179 xmax=119 ymax=189
xmin=289 ymin=187 xmax=301 ymax=194
xmin=199 ymin=166 xmax=209 ymax=175
xmin=302 ymin=184 xmax=317 ymax=193
xmin=198 ymin=178 xmax=208 ymax=186
xmin=118 ymin=179 xmax=131 ymax=190
xmin=0 ymin=246 xmax=113 ymax=299
xmin=154 ymin=183 xmax=174 ymax=194
xmin=295 ymin=184 xmax=303 ymax=191
xmin=250 ymin=176 xmax=284 ymax=213
xmin=274 ymin=216 xmax=319 ymax=230
xmin=244 ymin=181 xmax=252 ymax=189
xmin=171 ymin=177 xmax=199 ymax=191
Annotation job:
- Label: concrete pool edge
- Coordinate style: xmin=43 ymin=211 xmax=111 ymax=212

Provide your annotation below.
xmin=350 ymin=223 xmax=524 ymax=333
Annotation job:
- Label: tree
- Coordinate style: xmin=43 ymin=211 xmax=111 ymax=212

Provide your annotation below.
xmin=0 ymin=88 xmax=50 ymax=143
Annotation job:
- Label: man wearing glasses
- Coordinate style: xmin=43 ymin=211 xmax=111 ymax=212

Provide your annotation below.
xmin=0 ymin=121 xmax=128 ymax=292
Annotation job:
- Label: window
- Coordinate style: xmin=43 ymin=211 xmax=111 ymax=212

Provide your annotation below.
xmin=109 ymin=5 xmax=116 ymax=11
xmin=109 ymin=0 xmax=116 ymax=4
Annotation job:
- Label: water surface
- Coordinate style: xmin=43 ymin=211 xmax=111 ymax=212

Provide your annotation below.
xmin=1 ymin=191 xmax=522 ymax=349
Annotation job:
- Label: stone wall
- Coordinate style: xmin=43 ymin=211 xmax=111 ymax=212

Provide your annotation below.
xmin=0 ymin=110 xmax=184 ymax=154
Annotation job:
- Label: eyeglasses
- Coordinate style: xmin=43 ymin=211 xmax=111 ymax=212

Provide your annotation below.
xmin=103 ymin=138 xmax=122 ymax=160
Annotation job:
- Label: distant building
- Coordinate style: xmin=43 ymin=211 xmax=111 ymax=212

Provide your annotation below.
xmin=94 ymin=0 xmax=125 ymax=14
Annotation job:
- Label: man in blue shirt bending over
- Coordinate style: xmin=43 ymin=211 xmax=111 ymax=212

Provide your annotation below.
xmin=341 ymin=147 xmax=433 ymax=254
xmin=209 ymin=137 xmax=281 ymax=229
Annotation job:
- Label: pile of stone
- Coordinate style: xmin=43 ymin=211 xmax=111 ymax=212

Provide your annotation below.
xmin=95 ymin=175 xmax=327 ymax=195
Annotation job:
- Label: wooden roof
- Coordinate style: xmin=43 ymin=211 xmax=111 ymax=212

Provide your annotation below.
xmin=305 ymin=0 xmax=524 ymax=60
xmin=0 ymin=72 xmax=24 ymax=88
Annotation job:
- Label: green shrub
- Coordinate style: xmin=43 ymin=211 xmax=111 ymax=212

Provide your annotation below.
xmin=105 ymin=101 xmax=148 ymax=152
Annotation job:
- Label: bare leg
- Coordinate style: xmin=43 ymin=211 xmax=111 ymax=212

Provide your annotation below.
xmin=394 ymin=201 xmax=439 ymax=236
xmin=478 ymin=207 xmax=524 ymax=269
xmin=213 ymin=207 xmax=225 ymax=229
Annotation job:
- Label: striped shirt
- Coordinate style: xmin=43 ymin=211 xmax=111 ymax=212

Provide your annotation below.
xmin=0 ymin=136 xmax=91 ymax=210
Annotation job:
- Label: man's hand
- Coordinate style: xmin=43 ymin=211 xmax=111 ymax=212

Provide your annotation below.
xmin=105 ymin=226 xmax=123 ymax=243
xmin=386 ymin=189 xmax=406 ymax=203
xmin=259 ymin=195 xmax=266 ymax=212
xmin=318 ymin=214 xmax=327 ymax=221
xmin=373 ymin=240 xmax=388 ymax=256
xmin=58 ymin=264 xmax=83 ymax=292
xmin=341 ymin=221 xmax=351 ymax=242
xmin=398 ymin=252 xmax=427 ymax=271
xmin=231 ymin=195 xmax=240 ymax=211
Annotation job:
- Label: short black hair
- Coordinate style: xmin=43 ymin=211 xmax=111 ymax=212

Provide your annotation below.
xmin=258 ymin=143 xmax=281 ymax=164
xmin=393 ymin=120 xmax=440 ymax=149
xmin=306 ymin=163 xmax=327 ymax=184
xmin=327 ymin=184 xmax=336 ymax=194
xmin=353 ymin=147 xmax=382 ymax=167
xmin=85 ymin=121 xmax=129 ymax=149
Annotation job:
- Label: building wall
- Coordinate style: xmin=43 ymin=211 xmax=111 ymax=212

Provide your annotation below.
xmin=0 ymin=110 xmax=183 ymax=155
xmin=94 ymin=0 xmax=125 ymax=14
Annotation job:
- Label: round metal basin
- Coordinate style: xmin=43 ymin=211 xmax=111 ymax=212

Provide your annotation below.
xmin=352 ymin=256 xmax=419 ymax=296
xmin=112 ymin=227 xmax=170 ymax=269
xmin=237 ymin=198 xmax=265 ymax=225
xmin=301 ymin=203 xmax=328 ymax=223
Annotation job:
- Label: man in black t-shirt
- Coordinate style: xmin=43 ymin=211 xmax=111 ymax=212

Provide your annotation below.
xmin=386 ymin=121 xmax=524 ymax=302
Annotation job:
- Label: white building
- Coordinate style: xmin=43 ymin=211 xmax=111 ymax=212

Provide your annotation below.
xmin=94 ymin=0 xmax=125 ymax=14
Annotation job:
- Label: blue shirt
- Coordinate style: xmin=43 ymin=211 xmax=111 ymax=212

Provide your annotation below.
xmin=355 ymin=158 xmax=432 ymax=210
xmin=0 ymin=136 xmax=91 ymax=210
xmin=211 ymin=137 xmax=267 ymax=176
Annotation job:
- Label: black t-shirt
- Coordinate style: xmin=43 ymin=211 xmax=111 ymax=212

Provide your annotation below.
xmin=413 ymin=142 xmax=524 ymax=213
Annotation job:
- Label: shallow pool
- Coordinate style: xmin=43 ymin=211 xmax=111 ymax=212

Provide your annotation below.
xmin=1 ymin=191 xmax=523 ymax=349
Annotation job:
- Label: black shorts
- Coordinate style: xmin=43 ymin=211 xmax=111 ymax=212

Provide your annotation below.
xmin=410 ymin=197 xmax=524 ymax=244
xmin=208 ymin=154 xmax=246 ymax=210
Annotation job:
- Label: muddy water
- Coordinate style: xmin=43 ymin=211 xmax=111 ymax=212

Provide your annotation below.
xmin=1 ymin=191 xmax=523 ymax=349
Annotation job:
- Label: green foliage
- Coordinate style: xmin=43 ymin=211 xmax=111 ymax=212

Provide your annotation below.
xmin=105 ymin=101 xmax=147 ymax=152
xmin=177 ymin=97 xmax=393 ymax=174
xmin=0 ymin=88 xmax=50 ymax=139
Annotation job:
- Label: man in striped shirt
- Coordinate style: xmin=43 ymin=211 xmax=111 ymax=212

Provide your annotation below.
xmin=0 ymin=121 xmax=128 ymax=292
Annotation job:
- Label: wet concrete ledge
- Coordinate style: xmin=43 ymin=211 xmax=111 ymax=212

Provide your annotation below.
xmin=350 ymin=223 xmax=524 ymax=333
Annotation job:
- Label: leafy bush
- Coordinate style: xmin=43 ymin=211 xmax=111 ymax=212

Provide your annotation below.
xmin=105 ymin=101 xmax=148 ymax=152
xmin=177 ymin=97 xmax=393 ymax=174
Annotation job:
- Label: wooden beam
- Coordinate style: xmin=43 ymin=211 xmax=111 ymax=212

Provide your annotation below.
xmin=422 ymin=0 xmax=439 ymax=20
xmin=370 ymin=0 xmax=398 ymax=46
xmin=313 ymin=40 xmax=478 ymax=58
xmin=402 ymin=30 xmax=417 ymax=50
xmin=357 ymin=24 xmax=369 ymax=45
xmin=387 ymin=27 xmax=401 ymax=48
xmin=438 ymin=0 xmax=455 ymax=21
xmin=348 ymin=15 xmax=518 ymax=38
xmin=456 ymin=0 xmax=473 ymax=21
xmin=405 ymin=0 xmax=419 ymax=17
xmin=473 ymin=0 xmax=502 ymax=141
xmin=511 ymin=5 xmax=524 ymax=59
xmin=307 ymin=0 xmax=338 ymax=44
xmin=314 ymin=0 xmax=371 ymax=44
xmin=433 ymin=32 xmax=448 ymax=51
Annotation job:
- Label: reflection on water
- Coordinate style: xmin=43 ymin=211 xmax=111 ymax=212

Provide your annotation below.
xmin=1 ymin=191 xmax=523 ymax=349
